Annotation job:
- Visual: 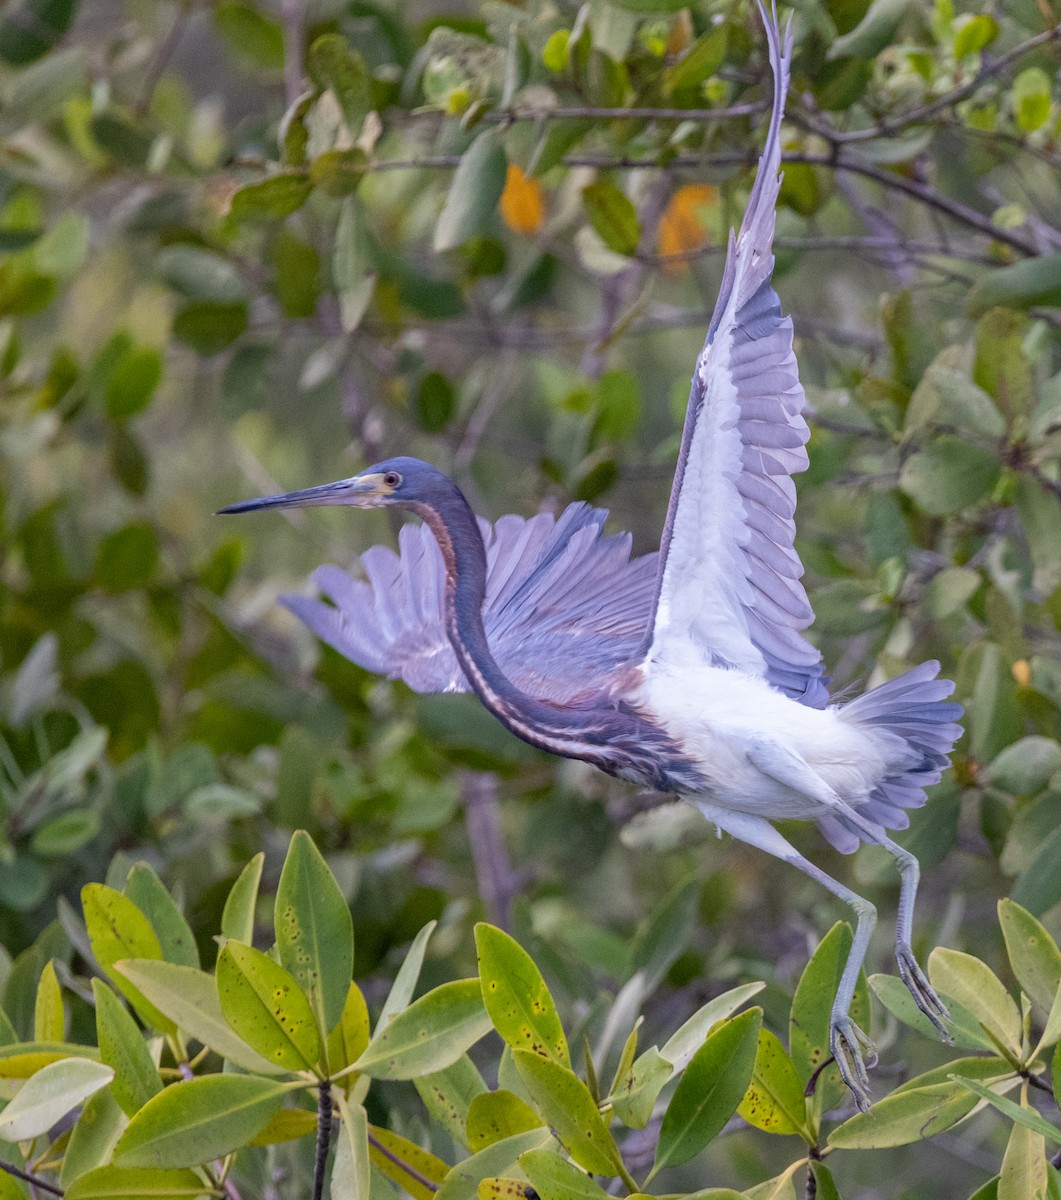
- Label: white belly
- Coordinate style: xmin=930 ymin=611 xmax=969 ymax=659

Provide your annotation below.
xmin=633 ymin=658 xmax=898 ymax=820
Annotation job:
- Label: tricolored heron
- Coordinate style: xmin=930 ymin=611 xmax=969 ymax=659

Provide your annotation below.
xmin=221 ymin=5 xmax=961 ymax=1110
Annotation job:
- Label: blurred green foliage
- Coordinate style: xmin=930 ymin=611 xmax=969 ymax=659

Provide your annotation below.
xmin=0 ymin=0 xmax=1060 ymax=1194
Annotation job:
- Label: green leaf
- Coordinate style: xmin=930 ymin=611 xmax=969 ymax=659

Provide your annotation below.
xmin=969 ymin=255 xmax=1061 ymax=317
xmin=60 ymin=1086 xmax=128 ymax=1187
xmin=998 ymin=899 xmax=1061 ymax=1019
xmin=307 ymin=35 xmax=372 ymax=136
xmin=929 ymin=947 xmax=1023 ymax=1061
xmin=216 ymin=941 xmax=323 ymax=1072
xmin=904 ymin=360 xmax=1004 ymax=441
xmin=1013 ymin=826 xmax=1061 ymax=918
xmin=662 ymin=27 xmax=726 ymax=96
xmin=416 ymin=1056 xmax=488 ymax=1148
xmin=64 ymin=1167 xmax=211 ymax=1200
xmin=113 ymin=1075 xmax=292 ymax=1168
xmin=869 ymin=973 xmax=994 ymax=1050
xmin=434 ymin=130 xmax=508 ymax=253
xmin=172 ymin=302 xmax=248 ymax=355
xmin=828 ymin=1080 xmax=980 ymax=1148
xmin=332 ymin=1095 xmax=371 ymax=1200
xmin=230 ymin=174 xmax=313 ymax=221
xmin=628 ymin=877 xmax=698 ymax=992
xmin=0 ymin=0 xmax=76 ymax=64
xmin=475 ymin=924 xmax=570 ymax=1068
xmin=609 ymin=1045 xmax=671 ymax=1128
xmin=156 ymin=245 xmax=247 ymax=304
xmin=790 ymin=923 xmax=870 ymax=1115
xmin=467 ymin=1090 xmax=544 ymax=1150
xmin=512 ymin=1049 xmax=623 ymax=1176
xmin=369 ymin=1124 xmax=451 ymax=1200
xmin=0 ymin=1041 xmax=100 ymax=1078
xmin=213 ymin=0 xmax=284 ymax=69
xmin=999 ymin=1113 xmax=1049 ymax=1200
xmin=95 ymin=524 xmax=159 ymax=592
xmin=327 ymin=982 xmax=371 ymax=1079
xmin=581 ymin=180 xmax=640 ymax=257
xmin=275 ymin=830 xmax=354 ymax=1038
xmin=974 ymin=308 xmax=1033 ymax=422
xmin=987 ymin=739 xmax=1061 ymax=797
xmin=221 ymin=853 xmax=264 ymax=944
xmin=378 ymin=922 xmax=436 ymax=1028
xmin=899 ymin=436 xmax=1001 ymax=516
xmin=105 ymin=348 xmax=163 ymax=420
xmin=891 ymin=1056 xmax=1014 ymax=1095
xmin=34 ymin=959 xmax=63 ymax=1042
xmin=952 ymin=1075 xmax=1060 ymax=1144
xmin=737 ymin=1028 xmax=810 ymax=1139
xmin=1012 ymin=68 xmax=1052 ymax=134
xmin=829 ymin=0 xmax=910 ymax=60
xmin=93 ymin=979 xmax=163 ymax=1117
xmin=0 ymin=1057 xmax=114 ymax=1141
xmin=954 ymin=14 xmax=998 ymax=57
xmin=743 ymin=1163 xmax=802 ymax=1200
xmin=355 ymin=979 xmax=492 ymax=1080
xmin=113 ymin=960 xmax=285 ymax=1075
xmin=83 ymin=885 xmax=174 ymax=1034
xmin=125 ymin=864 xmax=199 ymax=969
xmin=519 ymin=1148 xmax=612 ymax=1200
xmin=809 ymin=1162 xmax=841 ymax=1200
xmin=653 ymin=1009 xmax=761 ymax=1173
xmin=434 ymin=1129 xmax=553 ymax=1200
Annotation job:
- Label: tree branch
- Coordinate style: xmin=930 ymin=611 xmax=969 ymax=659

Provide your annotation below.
xmin=368 ymin=1131 xmax=439 ymax=1192
xmin=0 ymin=1160 xmax=63 ymax=1197
xmin=313 ymin=1081 xmax=333 ymax=1200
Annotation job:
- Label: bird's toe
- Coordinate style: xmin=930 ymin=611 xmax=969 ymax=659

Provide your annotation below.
xmin=830 ymin=1015 xmax=877 ymax=1112
xmin=895 ymin=943 xmax=952 ymax=1040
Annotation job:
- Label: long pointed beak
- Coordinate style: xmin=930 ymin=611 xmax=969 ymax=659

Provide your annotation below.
xmin=216 ymin=476 xmax=380 ymax=515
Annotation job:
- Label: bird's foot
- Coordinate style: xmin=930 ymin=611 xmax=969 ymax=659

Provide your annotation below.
xmin=895 ymin=941 xmax=952 ymax=1042
xmin=830 ymin=1014 xmax=877 ymax=1113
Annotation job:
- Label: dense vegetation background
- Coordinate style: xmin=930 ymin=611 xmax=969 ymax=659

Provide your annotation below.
xmin=1 ymin=0 xmax=1061 ymax=1195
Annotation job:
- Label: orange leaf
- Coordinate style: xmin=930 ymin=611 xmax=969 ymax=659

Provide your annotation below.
xmin=658 ymin=183 xmax=716 ymax=273
xmin=500 ymin=165 xmax=544 ymax=235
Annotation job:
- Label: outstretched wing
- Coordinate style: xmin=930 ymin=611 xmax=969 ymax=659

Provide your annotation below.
xmin=282 ymin=504 xmax=657 ymax=703
xmin=642 ymin=5 xmax=828 ymax=708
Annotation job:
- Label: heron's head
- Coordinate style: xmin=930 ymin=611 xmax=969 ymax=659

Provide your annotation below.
xmin=217 ymin=456 xmax=447 ymax=516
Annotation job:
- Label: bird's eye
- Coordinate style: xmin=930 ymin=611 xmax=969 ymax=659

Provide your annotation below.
xmin=383 ymin=471 xmax=401 ymax=488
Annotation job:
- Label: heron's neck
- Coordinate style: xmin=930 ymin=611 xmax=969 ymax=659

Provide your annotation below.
xmin=409 ymin=488 xmax=677 ymax=780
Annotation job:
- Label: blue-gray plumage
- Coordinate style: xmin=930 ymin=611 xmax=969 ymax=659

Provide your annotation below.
xmin=219 ymin=4 xmax=962 ymax=1112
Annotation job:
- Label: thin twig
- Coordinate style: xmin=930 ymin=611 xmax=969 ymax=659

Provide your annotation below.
xmin=826 ymin=23 xmax=1061 ymax=144
xmin=461 ymin=771 xmax=524 ymax=931
xmin=313 ymin=1081 xmax=333 ymax=1200
xmin=367 ymin=1131 xmax=439 ymax=1192
xmin=481 ymin=100 xmax=768 ymax=123
xmin=137 ymin=1 xmax=192 ymax=115
xmin=0 ymin=1161 xmax=63 ymax=1197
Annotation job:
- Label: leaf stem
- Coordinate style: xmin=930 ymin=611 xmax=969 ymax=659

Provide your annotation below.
xmin=0 ymin=1159 xmax=63 ymax=1197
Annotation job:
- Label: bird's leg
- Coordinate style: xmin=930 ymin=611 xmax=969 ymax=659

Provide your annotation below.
xmin=687 ymin=799 xmax=878 ymax=1113
xmin=831 ymin=817 xmax=950 ymax=1039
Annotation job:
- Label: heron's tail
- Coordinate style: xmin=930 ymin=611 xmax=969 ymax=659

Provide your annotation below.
xmin=823 ymin=661 xmax=963 ymax=853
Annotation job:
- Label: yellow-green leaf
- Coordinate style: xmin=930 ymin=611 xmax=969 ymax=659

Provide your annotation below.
xmin=327 ymin=982 xmax=371 ymax=1080
xmin=83 ymin=885 xmax=175 ymax=1035
xmin=0 ymin=1041 xmax=100 ymax=1078
xmin=415 ymin=1055 xmax=487 ymax=1147
xmin=249 ymin=1106 xmax=319 ymax=1146
xmin=34 ymin=959 xmax=63 ymax=1042
xmin=221 ymin=852 xmax=264 ymax=944
xmin=929 ymin=947 xmax=1023 ymax=1061
xmin=434 ymin=1129 xmax=553 ymax=1200
xmin=113 ymin=1075 xmax=292 ymax=1168
xmin=609 ymin=1045 xmax=671 ymax=1128
xmin=998 ymin=899 xmax=1061 ymax=1019
xmin=369 ymin=1124 xmax=450 ymax=1200
xmin=355 ymin=979 xmax=491 ymax=1080
xmin=93 ymin=979 xmax=163 ymax=1117
xmin=60 ymin=1086 xmax=128 ymax=1187
xmin=737 ymin=1028 xmax=810 ymax=1139
xmin=275 ymin=830 xmax=353 ymax=1039
xmin=65 ymin=1166 xmax=211 ymax=1200
xmin=512 ymin=1049 xmax=622 ymax=1177
xmin=113 ymin=960 xmax=284 ymax=1075
xmin=475 ymin=924 xmax=569 ymax=1067
xmin=467 ymin=1090 xmax=544 ymax=1150
xmin=581 ymin=180 xmax=640 ymax=257
xmin=519 ymin=1148 xmax=612 ymax=1200
xmin=999 ymin=1113 xmax=1048 ymax=1200
xmin=434 ymin=131 xmax=507 ymax=253
xmin=216 ymin=941 xmax=322 ymax=1073
xmin=125 ymin=864 xmax=199 ymax=969
xmin=828 ymin=1081 xmax=979 ymax=1149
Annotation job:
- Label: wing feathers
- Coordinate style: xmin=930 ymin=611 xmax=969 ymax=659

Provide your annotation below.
xmin=282 ymin=505 xmax=656 ymax=703
xmin=644 ymin=4 xmax=828 ymax=707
